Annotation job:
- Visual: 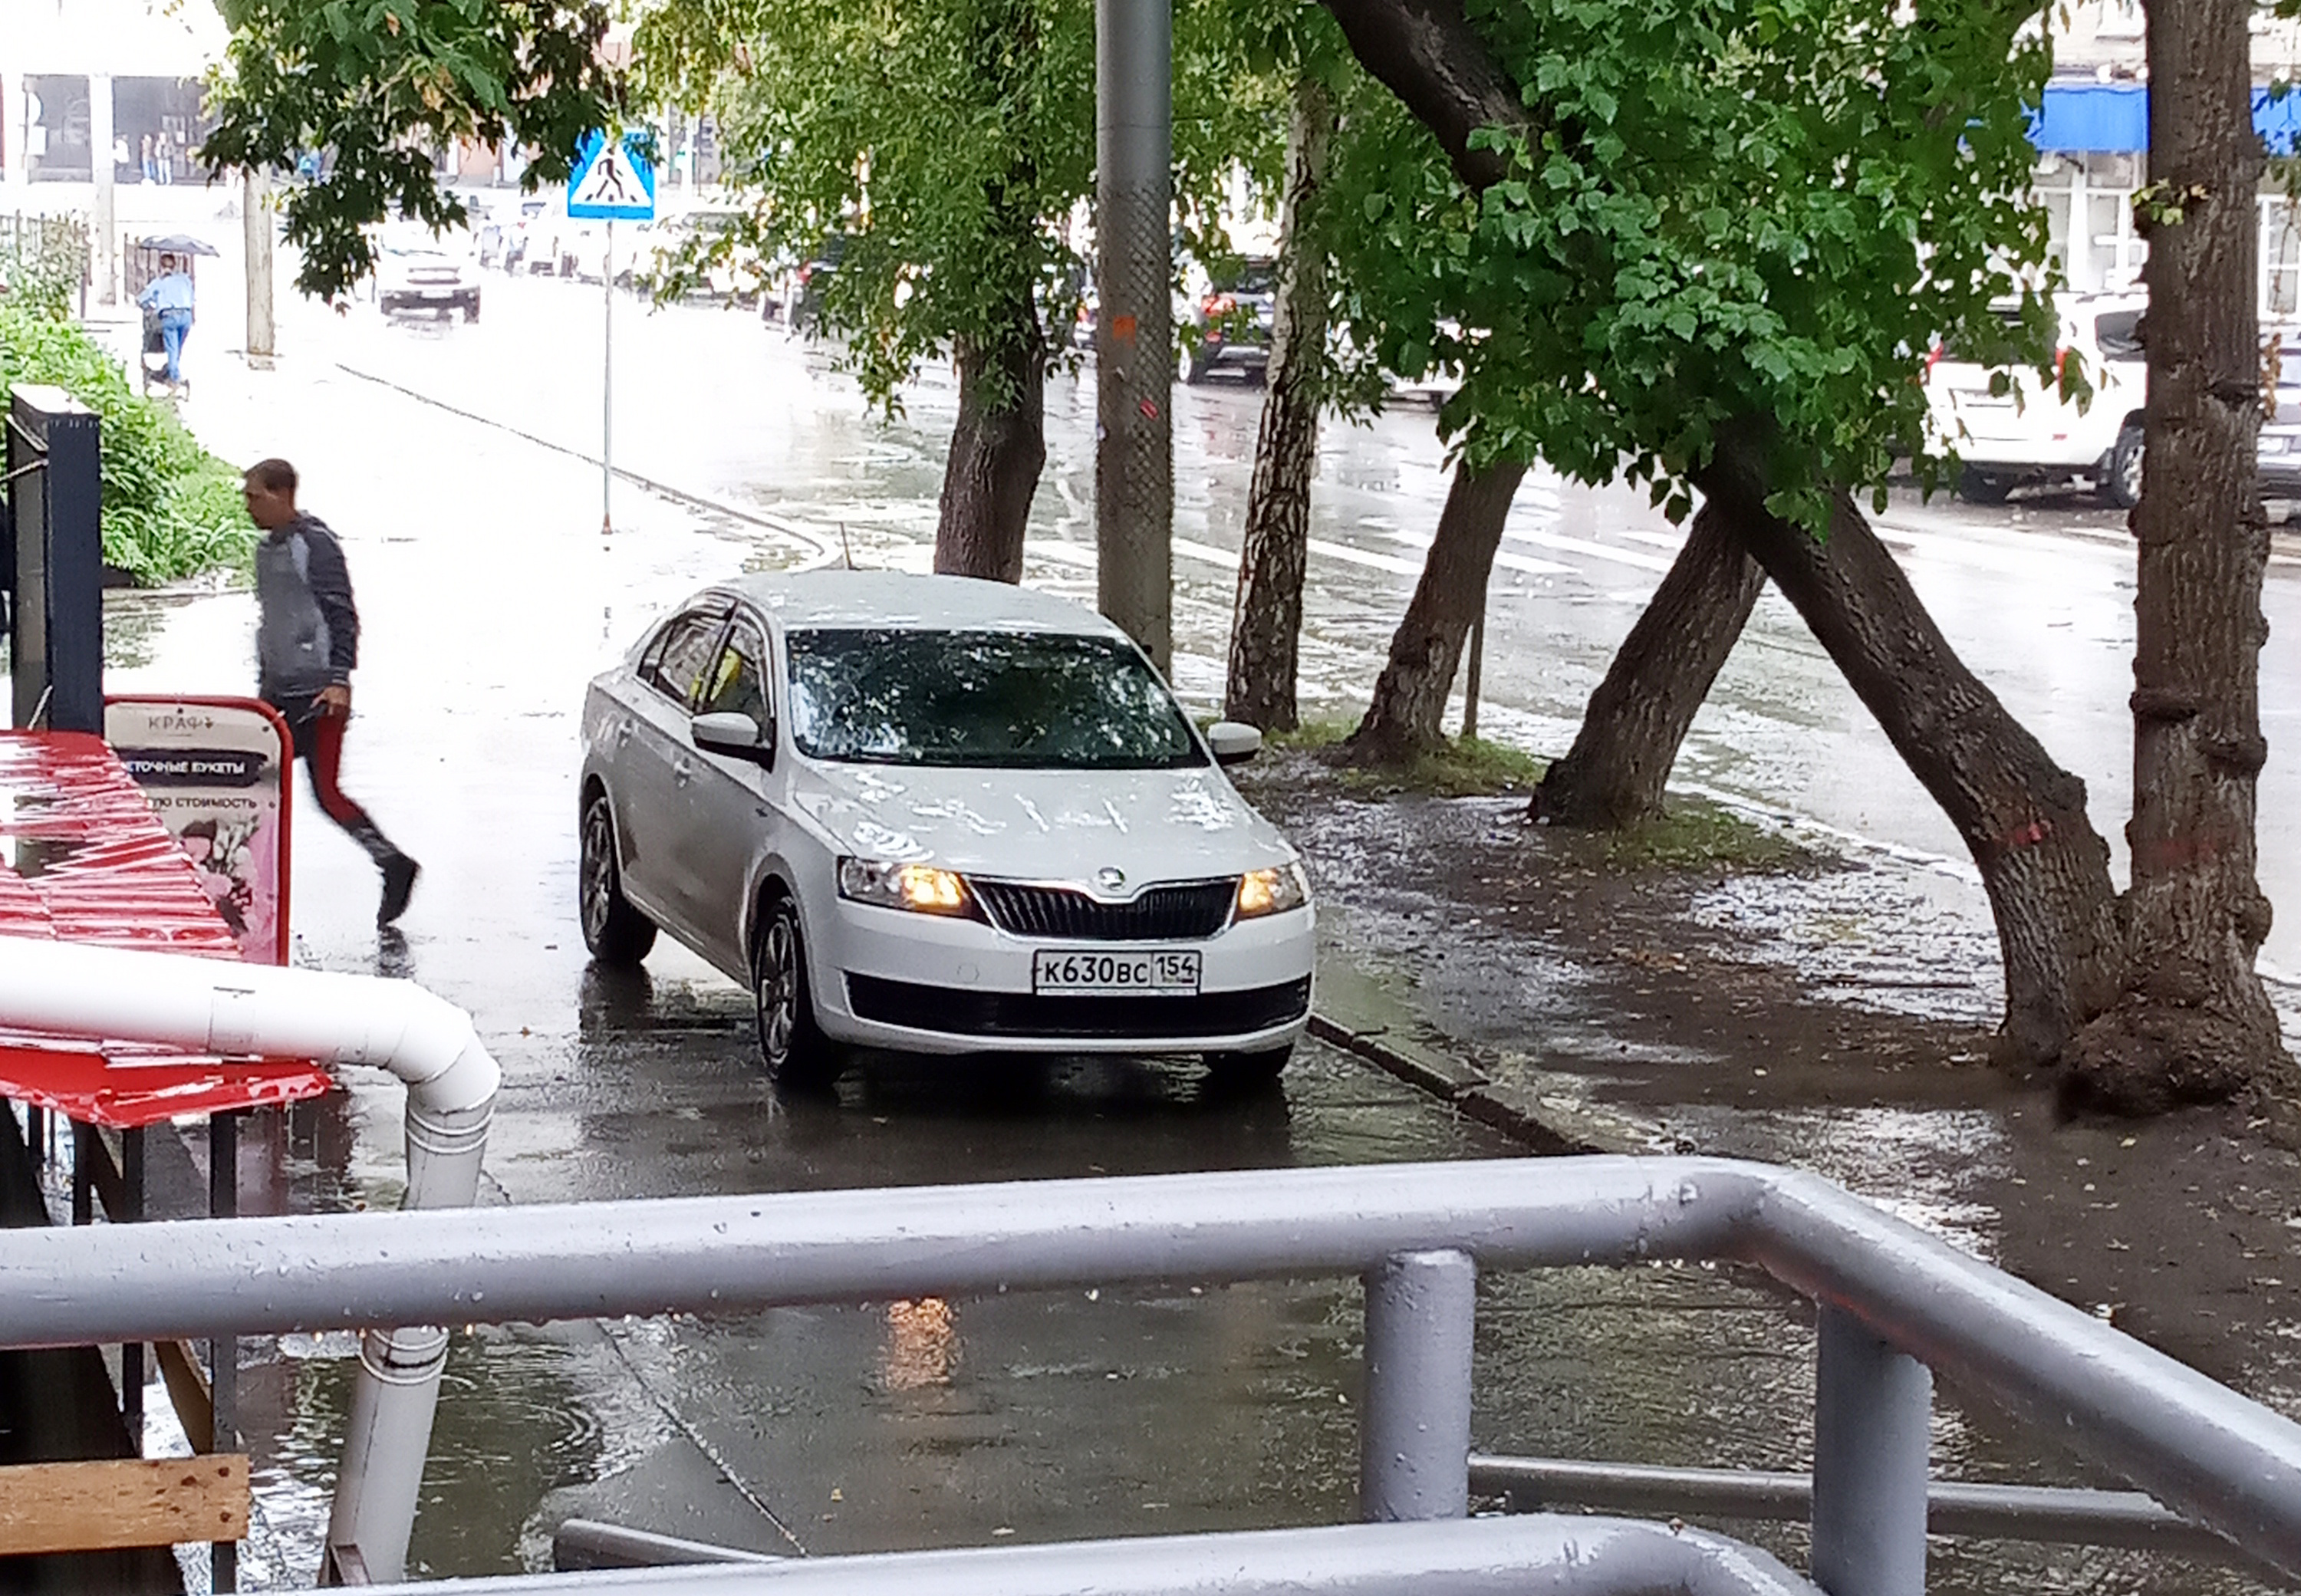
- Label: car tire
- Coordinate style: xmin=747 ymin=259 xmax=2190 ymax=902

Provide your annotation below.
xmin=1203 ymin=1043 xmax=1292 ymax=1090
xmin=462 ymin=298 xmax=481 ymax=324
xmin=2106 ymin=424 xmax=2145 ymax=509
xmin=1956 ymin=466 xmax=2013 ymax=505
xmin=1180 ymin=347 xmax=1208 ymax=385
xmin=579 ymin=792 xmax=656 ymax=966
xmin=752 ymin=893 xmax=843 ymax=1090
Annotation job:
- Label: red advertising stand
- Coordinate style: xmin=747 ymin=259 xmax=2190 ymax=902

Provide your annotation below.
xmin=0 ymin=720 xmax=324 ymax=1588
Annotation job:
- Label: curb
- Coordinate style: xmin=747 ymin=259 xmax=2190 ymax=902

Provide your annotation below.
xmin=1309 ymin=1012 xmax=1648 ymax=1157
xmin=1307 ymin=948 xmax=1667 ymax=1159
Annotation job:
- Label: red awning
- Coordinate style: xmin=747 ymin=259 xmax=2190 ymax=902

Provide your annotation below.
xmin=0 ymin=732 xmax=330 ymax=1127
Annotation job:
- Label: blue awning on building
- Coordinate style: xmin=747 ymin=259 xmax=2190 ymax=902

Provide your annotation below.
xmin=2030 ymin=81 xmax=2301 ymax=156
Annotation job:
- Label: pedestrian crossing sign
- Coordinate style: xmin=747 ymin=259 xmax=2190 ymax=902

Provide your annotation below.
xmin=568 ymin=130 xmax=655 ymax=221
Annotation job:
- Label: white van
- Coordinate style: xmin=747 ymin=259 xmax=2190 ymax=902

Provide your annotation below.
xmin=1923 ymin=293 xmax=2147 ymax=506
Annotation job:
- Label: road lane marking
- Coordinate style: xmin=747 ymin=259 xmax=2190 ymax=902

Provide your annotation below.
xmin=1304 ymin=538 xmax=1429 ymax=576
xmin=1504 ymin=528 xmax=1674 ymax=574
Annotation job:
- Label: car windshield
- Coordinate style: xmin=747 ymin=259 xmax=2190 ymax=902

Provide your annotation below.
xmin=1215 ymin=259 xmax=1276 ymax=297
xmin=785 ymin=628 xmax=1203 ymax=770
xmin=2094 ymin=310 xmax=2145 ymax=360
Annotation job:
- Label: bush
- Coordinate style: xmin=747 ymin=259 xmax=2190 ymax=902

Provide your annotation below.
xmin=0 ymin=301 xmax=254 ymax=584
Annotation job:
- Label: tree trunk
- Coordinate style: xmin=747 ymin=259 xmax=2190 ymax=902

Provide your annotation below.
xmin=934 ymin=308 xmax=1047 ymax=583
xmin=1695 ymin=431 xmax=2125 ymax=1068
xmin=1532 ymin=502 xmax=1766 ymax=828
xmin=1345 ymin=458 xmax=1527 ymax=762
xmin=1226 ymin=76 xmax=1338 ymax=732
xmin=2065 ymin=0 xmax=2294 ymax=1111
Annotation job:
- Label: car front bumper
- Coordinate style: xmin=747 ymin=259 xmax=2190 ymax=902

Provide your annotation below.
xmin=808 ymin=894 xmax=1315 ymax=1055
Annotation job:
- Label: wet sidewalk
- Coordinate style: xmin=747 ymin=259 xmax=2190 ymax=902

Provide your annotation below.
xmin=1245 ymin=759 xmax=2301 ymax=1439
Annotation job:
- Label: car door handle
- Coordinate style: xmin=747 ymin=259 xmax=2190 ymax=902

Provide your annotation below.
xmin=672 ymin=758 xmax=693 ymax=787
xmin=611 ymin=719 xmax=634 ymax=748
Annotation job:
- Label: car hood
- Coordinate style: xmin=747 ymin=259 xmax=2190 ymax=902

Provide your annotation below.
xmin=788 ymin=762 xmax=1293 ymax=883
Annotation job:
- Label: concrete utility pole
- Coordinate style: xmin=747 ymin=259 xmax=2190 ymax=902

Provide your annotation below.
xmin=244 ymin=169 xmax=275 ymax=364
xmin=89 ymin=74 xmax=115 ymax=305
xmin=1094 ymin=0 xmax=1174 ymax=676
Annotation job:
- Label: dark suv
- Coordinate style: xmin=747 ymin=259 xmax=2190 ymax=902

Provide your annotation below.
xmin=1181 ymin=256 xmax=1276 ymax=384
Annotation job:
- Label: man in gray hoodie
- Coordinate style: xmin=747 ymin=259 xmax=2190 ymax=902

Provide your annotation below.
xmin=243 ymin=458 xmax=420 ymax=925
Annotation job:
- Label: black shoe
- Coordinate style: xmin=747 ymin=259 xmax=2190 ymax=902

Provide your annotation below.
xmin=379 ymin=854 xmax=420 ymax=926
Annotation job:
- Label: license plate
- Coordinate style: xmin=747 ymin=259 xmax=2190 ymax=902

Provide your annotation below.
xmin=1032 ymin=949 xmax=1200 ymax=995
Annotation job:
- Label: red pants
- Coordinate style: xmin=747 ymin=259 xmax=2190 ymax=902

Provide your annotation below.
xmin=282 ymin=704 xmax=403 ymax=869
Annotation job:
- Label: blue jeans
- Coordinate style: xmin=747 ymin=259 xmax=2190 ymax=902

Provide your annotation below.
xmin=159 ymin=309 xmax=193 ymax=383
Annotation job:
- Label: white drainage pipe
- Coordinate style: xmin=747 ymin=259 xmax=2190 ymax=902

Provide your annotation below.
xmin=0 ymin=936 xmax=499 ymax=1584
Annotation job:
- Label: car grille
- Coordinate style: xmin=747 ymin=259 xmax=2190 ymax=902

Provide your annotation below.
xmin=969 ymin=877 xmax=1236 ymax=941
xmin=846 ymin=975 xmax=1309 ymax=1040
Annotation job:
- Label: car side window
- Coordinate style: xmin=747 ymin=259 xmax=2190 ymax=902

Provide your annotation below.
xmin=698 ymin=620 xmax=772 ymax=733
xmin=640 ymin=609 xmax=728 ymax=708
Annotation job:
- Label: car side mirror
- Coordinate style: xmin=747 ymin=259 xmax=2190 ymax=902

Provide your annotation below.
xmin=693 ymin=711 xmax=771 ymax=765
xmin=1206 ymin=721 xmax=1263 ymax=766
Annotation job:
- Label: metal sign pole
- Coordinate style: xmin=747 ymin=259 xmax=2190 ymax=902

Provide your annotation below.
xmin=603 ymin=219 xmax=614 ymax=535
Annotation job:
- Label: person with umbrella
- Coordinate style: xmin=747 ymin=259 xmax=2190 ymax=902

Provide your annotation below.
xmin=137 ymin=251 xmax=196 ymax=390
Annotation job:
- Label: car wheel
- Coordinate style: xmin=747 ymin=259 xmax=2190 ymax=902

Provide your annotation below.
xmin=1180 ymin=346 xmax=1207 ymax=385
xmin=1203 ymin=1043 xmax=1292 ymax=1091
xmin=2106 ymin=424 xmax=2145 ymax=508
xmin=752 ymin=893 xmax=843 ymax=1089
xmin=463 ymin=298 xmax=481 ymax=324
xmin=579 ymin=792 xmax=656 ymax=966
xmin=1956 ymin=466 xmax=2013 ymax=505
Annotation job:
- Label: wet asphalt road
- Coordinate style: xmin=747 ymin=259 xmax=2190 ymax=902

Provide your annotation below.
xmin=85 ymin=266 xmax=2286 ymax=1590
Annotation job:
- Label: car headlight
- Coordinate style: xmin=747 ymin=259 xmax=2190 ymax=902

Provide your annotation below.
xmin=838 ymin=857 xmax=974 ymax=916
xmin=1236 ymin=862 xmax=1310 ymax=920
xmin=2265 ymin=433 xmax=2293 ymax=456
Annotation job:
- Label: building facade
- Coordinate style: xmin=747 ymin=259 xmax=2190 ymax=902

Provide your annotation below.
xmin=1 ymin=0 xmax=224 ymax=189
xmin=2033 ymin=0 xmax=2301 ymax=315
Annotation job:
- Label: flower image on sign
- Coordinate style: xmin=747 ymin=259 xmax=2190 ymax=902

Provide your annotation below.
xmin=105 ymin=697 xmax=295 ymax=965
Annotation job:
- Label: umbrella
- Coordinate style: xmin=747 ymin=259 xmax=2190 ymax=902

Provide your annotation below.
xmin=137 ymin=234 xmax=220 ymax=257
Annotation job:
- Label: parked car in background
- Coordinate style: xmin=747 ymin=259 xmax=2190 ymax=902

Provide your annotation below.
xmin=2260 ymin=345 xmax=2301 ymax=501
xmin=1180 ymin=255 xmax=1276 ymax=384
xmin=640 ymin=209 xmax=765 ymax=304
xmin=377 ymin=240 xmax=480 ymax=321
xmin=506 ymin=197 xmax=580 ymax=278
xmin=1922 ymin=292 xmax=2147 ymax=507
xmin=765 ymin=233 xmax=849 ymax=331
xmin=578 ymin=570 xmax=1314 ymax=1091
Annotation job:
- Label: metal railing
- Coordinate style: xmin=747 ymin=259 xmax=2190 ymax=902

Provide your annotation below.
xmin=527 ymin=1515 xmax=1819 ymax=1595
xmin=2 ymin=1156 xmax=2298 ymax=1593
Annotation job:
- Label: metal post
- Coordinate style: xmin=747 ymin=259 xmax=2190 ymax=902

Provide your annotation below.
xmin=602 ymin=218 xmax=614 ymax=534
xmin=89 ymin=74 xmax=114 ymax=306
xmin=1461 ymin=610 xmax=1485 ymax=741
xmin=1094 ymin=0 xmax=1174 ymax=674
xmin=71 ymin=1117 xmax=91 ymax=1224
xmin=1361 ymin=1248 xmax=1476 ymax=1522
xmin=8 ymin=387 xmax=103 ymax=732
xmin=210 ymin=1110 xmax=239 ymax=1592
xmin=120 ymin=1124 xmax=144 ymax=1453
xmin=1811 ymin=1305 xmax=1931 ymax=1596
xmin=244 ymin=169 xmax=275 ymax=364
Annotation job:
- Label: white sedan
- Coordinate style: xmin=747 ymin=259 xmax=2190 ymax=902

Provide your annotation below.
xmin=577 ymin=571 xmax=1315 ymax=1088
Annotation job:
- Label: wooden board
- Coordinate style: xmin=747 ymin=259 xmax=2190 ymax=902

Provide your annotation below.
xmin=0 ymin=1455 xmax=248 ymax=1553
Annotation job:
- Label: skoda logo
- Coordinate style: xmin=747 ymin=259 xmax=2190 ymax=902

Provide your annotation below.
xmin=1095 ymin=867 xmax=1127 ymax=893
